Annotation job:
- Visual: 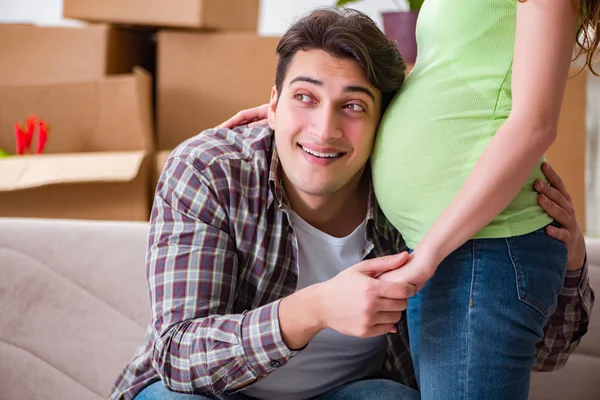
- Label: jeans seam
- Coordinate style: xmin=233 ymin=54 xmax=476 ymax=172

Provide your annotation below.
xmin=465 ymin=240 xmax=476 ymax=400
xmin=505 ymin=237 xmax=551 ymax=318
xmin=505 ymin=238 xmax=524 ymax=299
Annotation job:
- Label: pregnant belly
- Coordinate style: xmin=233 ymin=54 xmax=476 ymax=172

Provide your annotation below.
xmin=371 ymin=128 xmax=548 ymax=248
xmin=371 ymin=134 xmax=475 ymax=248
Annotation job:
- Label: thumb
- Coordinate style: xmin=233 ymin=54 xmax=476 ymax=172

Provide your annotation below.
xmin=356 ymin=252 xmax=409 ymax=276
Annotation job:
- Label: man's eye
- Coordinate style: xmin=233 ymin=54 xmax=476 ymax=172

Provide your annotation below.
xmin=294 ymin=94 xmax=313 ymax=103
xmin=344 ymin=103 xmax=365 ymax=112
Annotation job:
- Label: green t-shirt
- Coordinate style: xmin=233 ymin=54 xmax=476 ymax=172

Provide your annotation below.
xmin=372 ymin=0 xmax=550 ymax=249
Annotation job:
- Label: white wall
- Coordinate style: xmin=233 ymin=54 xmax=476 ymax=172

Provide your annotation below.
xmin=0 ymin=0 xmax=80 ymax=26
xmin=0 ymin=0 xmax=405 ymax=33
xmin=258 ymin=0 xmax=404 ymax=35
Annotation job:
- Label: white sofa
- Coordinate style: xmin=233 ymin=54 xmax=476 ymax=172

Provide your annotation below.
xmin=0 ymin=218 xmax=597 ymax=399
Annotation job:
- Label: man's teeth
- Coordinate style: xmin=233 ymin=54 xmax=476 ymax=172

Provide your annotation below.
xmin=301 ymin=146 xmax=343 ymax=158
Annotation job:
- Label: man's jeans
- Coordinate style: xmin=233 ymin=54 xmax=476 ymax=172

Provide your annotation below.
xmin=135 ymin=379 xmax=420 ymax=400
xmin=407 ymin=223 xmax=567 ymax=400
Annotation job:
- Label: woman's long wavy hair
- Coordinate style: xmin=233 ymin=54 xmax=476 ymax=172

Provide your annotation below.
xmin=520 ymin=0 xmax=600 ymax=74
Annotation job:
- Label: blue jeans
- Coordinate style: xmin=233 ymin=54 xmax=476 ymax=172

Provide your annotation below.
xmin=407 ymin=223 xmax=567 ymax=400
xmin=135 ymin=379 xmax=420 ymax=400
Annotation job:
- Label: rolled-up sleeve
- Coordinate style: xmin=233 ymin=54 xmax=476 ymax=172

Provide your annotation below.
xmin=533 ymin=259 xmax=595 ymax=371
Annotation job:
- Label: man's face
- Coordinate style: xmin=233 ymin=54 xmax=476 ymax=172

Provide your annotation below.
xmin=268 ymin=49 xmax=381 ymax=201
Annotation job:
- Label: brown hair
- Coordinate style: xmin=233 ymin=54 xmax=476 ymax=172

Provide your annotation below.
xmin=275 ymin=7 xmax=406 ymax=114
xmin=519 ymin=0 xmax=600 ymax=74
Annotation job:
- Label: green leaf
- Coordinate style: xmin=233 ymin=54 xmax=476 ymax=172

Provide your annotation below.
xmin=335 ymin=0 xmax=362 ymax=6
xmin=0 ymin=148 xmax=10 ymax=158
xmin=407 ymin=0 xmax=424 ymax=10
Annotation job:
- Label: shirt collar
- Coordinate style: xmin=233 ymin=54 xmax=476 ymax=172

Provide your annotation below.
xmin=267 ymin=140 xmax=287 ymax=211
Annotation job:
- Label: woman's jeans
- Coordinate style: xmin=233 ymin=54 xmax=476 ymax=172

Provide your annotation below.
xmin=407 ymin=223 xmax=567 ymax=399
xmin=135 ymin=378 xmax=420 ymax=400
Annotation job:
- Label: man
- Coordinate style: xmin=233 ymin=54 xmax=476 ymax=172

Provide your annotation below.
xmin=111 ymin=8 xmax=593 ymax=400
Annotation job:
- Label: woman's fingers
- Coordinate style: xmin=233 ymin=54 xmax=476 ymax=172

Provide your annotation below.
xmin=217 ymin=104 xmax=269 ymax=129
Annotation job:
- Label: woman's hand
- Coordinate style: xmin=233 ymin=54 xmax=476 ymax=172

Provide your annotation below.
xmin=535 ymin=162 xmax=586 ymax=271
xmin=217 ymin=104 xmax=269 ymax=129
xmin=377 ymin=250 xmax=437 ymax=290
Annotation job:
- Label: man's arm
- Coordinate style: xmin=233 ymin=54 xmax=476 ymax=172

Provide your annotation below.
xmin=532 ymin=162 xmax=595 ymax=370
xmin=533 ymin=262 xmax=594 ymax=371
xmin=278 ymin=253 xmax=415 ymax=349
xmin=147 ymin=155 xmax=296 ymax=394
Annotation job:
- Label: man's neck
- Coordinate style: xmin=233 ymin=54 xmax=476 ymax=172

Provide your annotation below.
xmin=283 ymin=172 xmax=370 ymax=238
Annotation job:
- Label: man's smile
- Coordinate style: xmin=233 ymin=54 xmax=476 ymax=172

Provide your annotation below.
xmin=298 ymin=143 xmax=346 ymax=159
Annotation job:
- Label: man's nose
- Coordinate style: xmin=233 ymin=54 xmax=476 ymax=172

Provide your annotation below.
xmin=309 ymin=107 xmax=342 ymax=141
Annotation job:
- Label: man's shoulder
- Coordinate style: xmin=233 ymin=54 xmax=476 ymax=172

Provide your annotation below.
xmin=170 ymin=124 xmax=274 ymax=174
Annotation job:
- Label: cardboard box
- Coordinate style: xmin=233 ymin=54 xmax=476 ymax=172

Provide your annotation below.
xmin=63 ymin=0 xmax=260 ymax=30
xmin=153 ymin=149 xmax=172 ymax=191
xmin=547 ymin=69 xmax=587 ymax=231
xmin=0 ymin=24 xmax=154 ymax=85
xmin=0 ymin=68 xmax=154 ymax=221
xmin=157 ymin=31 xmax=280 ymax=149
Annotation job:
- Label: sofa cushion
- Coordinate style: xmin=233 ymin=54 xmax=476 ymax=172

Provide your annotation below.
xmin=0 ymin=218 xmax=150 ymax=400
xmin=0 ymin=218 xmax=597 ymax=399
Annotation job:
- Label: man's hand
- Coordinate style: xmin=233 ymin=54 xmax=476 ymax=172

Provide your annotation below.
xmin=317 ymin=252 xmax=416 ymax=336
xmin=278 ymin=253 xmax=415 ymax=350
xmin=535 ymin=162 xmax=586 ymax=271
xmin=217 ymin=104 xmax=269 ymax=129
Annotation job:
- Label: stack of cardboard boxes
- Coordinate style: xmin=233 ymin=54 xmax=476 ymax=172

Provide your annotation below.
xmin=0 ymin=0 xmax=280 ymax=221
xmin=0 ymin=25 xmax=154 ymax=220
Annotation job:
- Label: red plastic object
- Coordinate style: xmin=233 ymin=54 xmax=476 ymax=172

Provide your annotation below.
xmin=14 ymin=122 xmax=26 ymax=155
xmin=25 ymin=115 xmax=36 ymax=151
xmin=37 ymin=120 xmax=49 ymax=154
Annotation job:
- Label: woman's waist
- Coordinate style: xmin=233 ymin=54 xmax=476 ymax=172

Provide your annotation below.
xmin=373 ymin=160 xmax=548 ymax=248
xmin=381 ymin=195 xmax=549 ymax=249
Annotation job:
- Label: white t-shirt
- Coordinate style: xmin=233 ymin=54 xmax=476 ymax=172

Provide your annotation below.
xmin=242 ymin=211 xmax=388 ymax=400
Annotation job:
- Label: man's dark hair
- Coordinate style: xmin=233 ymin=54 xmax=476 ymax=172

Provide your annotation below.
xmin=275 ymin=7 xmax=406 ymax=114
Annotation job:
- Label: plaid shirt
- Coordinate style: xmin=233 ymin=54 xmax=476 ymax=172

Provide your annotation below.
xmin=110 ymin=125 xmax=594 ymax=400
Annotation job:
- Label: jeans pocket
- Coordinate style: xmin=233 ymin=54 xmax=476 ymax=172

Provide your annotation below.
xmin=504 ymin=223 xmax=568 ymax=318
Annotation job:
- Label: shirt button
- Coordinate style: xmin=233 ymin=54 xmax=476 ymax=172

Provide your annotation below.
xmin=270 ymin=360 xmax=281 ymax=368
xmin=286 ymin=274 xmax=297 ymax=284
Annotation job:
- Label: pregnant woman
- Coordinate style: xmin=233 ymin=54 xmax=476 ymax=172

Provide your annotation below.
xmin=372 ymin=0 xmax=599 ymax=398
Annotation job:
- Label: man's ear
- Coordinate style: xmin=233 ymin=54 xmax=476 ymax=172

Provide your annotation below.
xmin=267 ymin=86 xmax=278 ymax=130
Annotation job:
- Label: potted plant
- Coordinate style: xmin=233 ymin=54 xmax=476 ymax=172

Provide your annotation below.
xmin=335 ymin=0 xmax=423 ymax=64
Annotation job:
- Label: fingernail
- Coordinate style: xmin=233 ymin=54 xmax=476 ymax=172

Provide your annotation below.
xmin=547 ymin=226 xmax=555 ymax=234
xmin=540 ymin=194 xmax=548 ymax=203
xmin=534 ymin=180 xmax=543 ymax=190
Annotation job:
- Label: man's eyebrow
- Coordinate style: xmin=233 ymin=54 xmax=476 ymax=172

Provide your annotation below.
xmin=344 ymin=86 xmax=375 ymax=102
xmin=289 ymin=76 xmax=323 ymax=86
xmin=289 ymin=76 xmax=375 ymax=102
